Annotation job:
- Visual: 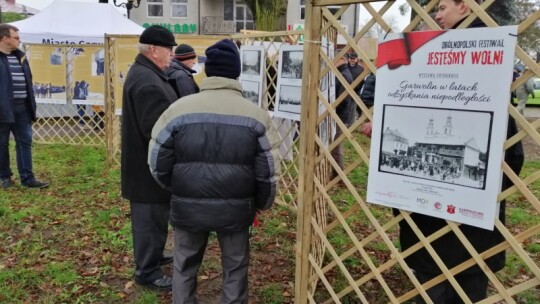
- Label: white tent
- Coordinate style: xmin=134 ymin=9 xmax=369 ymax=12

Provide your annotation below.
xmin=10 ymin=0 xmax=143 ymax=44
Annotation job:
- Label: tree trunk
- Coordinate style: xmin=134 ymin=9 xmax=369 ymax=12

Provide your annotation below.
xmin=243 ymin=0 xmax=287 ymax=31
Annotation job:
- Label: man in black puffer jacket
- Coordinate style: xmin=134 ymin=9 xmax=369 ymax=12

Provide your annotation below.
xmin=149 ymin=39 xmax=280 ymax=304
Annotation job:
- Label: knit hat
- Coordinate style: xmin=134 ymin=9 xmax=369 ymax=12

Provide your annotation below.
xmin=175 ymin=44 xmax=196 ymax=61
xmin=139 ymin=25 xmax=177 ymax=47
xmin=204 ymin=39 xmax=240 ymax=79
xmin=348 ymin=52 xmax=358 ymax=59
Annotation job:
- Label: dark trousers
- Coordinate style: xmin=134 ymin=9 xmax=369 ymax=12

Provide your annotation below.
xmin=173 ymin=228 xmax=250 ymax=304
xmin=415 ymin=271 xmax=489 ymax=304
xmin=130 ymin=201 xmax=170 ymax=283
xmin=0 ymin=104 xmax=34 ymax=183
xmin=331 ymin=126 xmax=344 ymax=173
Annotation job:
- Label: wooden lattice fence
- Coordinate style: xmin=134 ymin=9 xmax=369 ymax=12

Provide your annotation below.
xmin=294 ymin=0 xmax=540 ymax=303
xmin=24 ymin=43 xmax=106 ymax=147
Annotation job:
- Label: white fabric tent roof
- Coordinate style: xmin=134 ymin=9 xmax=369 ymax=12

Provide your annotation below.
xmin=10 ymin=0 xmax=143 ymax=44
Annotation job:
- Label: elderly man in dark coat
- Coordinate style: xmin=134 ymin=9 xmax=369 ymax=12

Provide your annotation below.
xmin=121 ymin=25 xmax=179 ymax=291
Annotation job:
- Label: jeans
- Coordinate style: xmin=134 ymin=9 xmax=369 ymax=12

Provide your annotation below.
xmin=0 ymin=104 xmax=34 ymax=183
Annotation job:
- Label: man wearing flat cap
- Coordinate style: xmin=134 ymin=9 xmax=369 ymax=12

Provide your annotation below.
xmin=166 ymin=44 xmax=200 ymax=98
xmin=121 ymin=24 xmax=179 ymax=291
xmin=149 ymin=38 xmax=281 ymax=303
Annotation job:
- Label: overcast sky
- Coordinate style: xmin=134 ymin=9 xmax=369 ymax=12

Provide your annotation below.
xmin=383 ymin=106 xmax=491 ymax=152
xmin=17 ymin=0 xmax=125 ymax=14
xmin=16 ymin=0 xmax=410 ymax=30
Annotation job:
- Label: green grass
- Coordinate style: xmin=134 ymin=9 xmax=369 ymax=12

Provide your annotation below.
xmin=0 ymin=136 xmax=538 ymax=303
xmin=258 ymin=283 xmax=286 ymax=304
xmin=0 ymin=142 xmax=297 ymax=303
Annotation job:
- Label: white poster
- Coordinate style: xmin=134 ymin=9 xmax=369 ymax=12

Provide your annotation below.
xmin=366 ymin=26 xmax=518 ymax=230
xmin=239 ymin=45 xmax=265 ymax=107
xmin=274 ymin=45 xmax=304 ymax=121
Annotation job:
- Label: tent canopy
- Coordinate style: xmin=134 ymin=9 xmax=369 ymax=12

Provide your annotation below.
xmin=10 ymin=0 xmax=143 ymax=44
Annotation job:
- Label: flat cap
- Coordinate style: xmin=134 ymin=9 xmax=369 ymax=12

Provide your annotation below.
xmin=139 ymin=25 xmax=177 ymax=47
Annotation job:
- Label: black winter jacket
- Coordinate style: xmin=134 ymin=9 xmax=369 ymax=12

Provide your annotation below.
xmin=360 ymin=73 xmax=376 ymax=107
xmin=335 ymin=63 xmax=355 ymax=126
xmin=347 ymin=63 xmax=364 ymax=95
xmin=166 ymin=59 xmax=199 ymax=98
xmin=149 ymin=77 xmax=281 ymax=232
xmin=121 ymin=54 xmax=179 ymax=204
xmin=397 ymin=18 xmax=525 ymax=275
xmin=0 ymin=49 xmax=37 ymax=123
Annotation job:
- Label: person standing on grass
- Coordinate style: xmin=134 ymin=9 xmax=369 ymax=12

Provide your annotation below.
xmin=121 ymin=25 xmax=179 ymax=291
xmin=0 ymin=24 xmax=49 ymax=189
xmin=331 ymin=54 xmax=354 ymax=180
xmin=166 ymin=43 xmax=200 ymax=98
xmin=148 ymin=39 xmax=281 ymax=304
xmin=514 ymin=67 xmax=535 ymax=116
xmin=390 ymin=1 xmax=525 ymax=303
xmin=346 ymin=52 xmax=365 ymax=118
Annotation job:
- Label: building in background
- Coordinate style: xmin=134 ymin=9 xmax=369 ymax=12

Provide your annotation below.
xmin=129 ymin=0 xmax=359 ymax=37
xmin=0 ymin=0 xmax=39 ymax=16
xmin=286 ymin=0 xmax=359 ymax=41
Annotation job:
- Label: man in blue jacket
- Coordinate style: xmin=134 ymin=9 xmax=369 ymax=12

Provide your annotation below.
xmin=0 ymin=24 xmax=49 ymax=189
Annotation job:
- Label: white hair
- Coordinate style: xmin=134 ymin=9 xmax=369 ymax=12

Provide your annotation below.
xmin=138 ymin=43 xmax=152 ymax=54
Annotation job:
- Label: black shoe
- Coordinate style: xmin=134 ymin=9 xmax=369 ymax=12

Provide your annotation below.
xmin=22 ymin=179 xmax=50 ymax=189
xmin=136 ymin=275 xmax=172 ymax=291
xmin=1 ymin=178 xmax=14 ymax=189
xmin=159 ymin=254 xmax=173 ymax=266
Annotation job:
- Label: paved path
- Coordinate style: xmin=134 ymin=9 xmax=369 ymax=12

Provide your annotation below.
xmin=524 ymin=106 xmax=540 ymax=118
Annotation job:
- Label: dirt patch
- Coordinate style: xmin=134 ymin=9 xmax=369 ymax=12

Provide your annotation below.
xmin=522 ymin=134 xmax=540 ymax=160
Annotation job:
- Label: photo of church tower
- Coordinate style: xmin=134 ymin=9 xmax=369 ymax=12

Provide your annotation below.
xmin=379 ymin=105 xmax=493 ymax=189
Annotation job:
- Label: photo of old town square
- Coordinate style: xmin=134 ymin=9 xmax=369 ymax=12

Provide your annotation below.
xmin=378 ymin=105 xmax=494 ymax=190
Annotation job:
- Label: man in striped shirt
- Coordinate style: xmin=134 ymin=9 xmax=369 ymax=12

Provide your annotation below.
xmin=0 ymin=24 xmax=49 ymax=189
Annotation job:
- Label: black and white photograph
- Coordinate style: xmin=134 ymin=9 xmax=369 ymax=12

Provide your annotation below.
xmin=318 ymin=116 xmax=332 ymax=147
xmin=274 ymin=45 xmax=303 ymax=121
xmin=277 ymin=85 xmax=302 ymax=114
xmin=241 ymin=50 xmax=261 ymax=76
xmin=240 ymin=80 xmax=260 ymax=105
xmin=281 ymin=50 xmax=303 ymax=79
xmin=378 ymin=105 xmax=493 ymax=189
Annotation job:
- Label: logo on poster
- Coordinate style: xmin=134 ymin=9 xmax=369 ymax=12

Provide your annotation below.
xmin=416 ymin=198 xmax=429 ymax=208
xmin=458 ymin=208 xmax=484 ymax=220
xmin=434 ymin=202 xmax=442 ymax=210
xmin=447 ymin=205 xmax=456 ymax=214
